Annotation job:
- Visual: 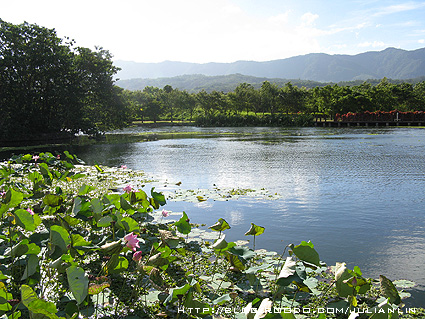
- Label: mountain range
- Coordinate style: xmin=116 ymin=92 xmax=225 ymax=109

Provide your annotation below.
xmin=115 ymin=47 xmax=425 ymax=82
xmin=114 ymin=47 xmax=425 ymax=92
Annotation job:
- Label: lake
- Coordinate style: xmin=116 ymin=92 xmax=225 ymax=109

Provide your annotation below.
xmin=4 ymin=126 xmax=425 ymax=306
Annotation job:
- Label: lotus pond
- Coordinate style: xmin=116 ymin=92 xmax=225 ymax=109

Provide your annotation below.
xmin=1 ymin=126 xmax=425 ymax=318
xmin=72 ymin=126 xmax=425 ymax=300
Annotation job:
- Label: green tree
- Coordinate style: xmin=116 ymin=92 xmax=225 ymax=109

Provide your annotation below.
xmin=234 ymin=83 xmax=256 ymax=114
xmin=260 ymin=81 xmax=279 ymax=114
xmin=0 ymin=19 xmax=128 ymax=142
xmin=196 ymin=90 xmax=214 ymax=117
xmin=352 ymin=82 xmax=374 ymax=112
xmin=210 ymin=91 xmax=228 ymax=115
xmin=333 ymin=86 xmax=357 ymax=115
xmin=250 ymin=89 xmax=262 ymax=115
xmin=178 ymin=90 xmax=197 ymax=121
xmin=413 ymin=81 xmax=425 ymax=110
xmin=139 ymin=87 xmax=163 ymax=122
xmin=74 ymin=46 xmax=130 ymax=133
xmin=123 ymin=90 xmax=145 ymax=121
xmin=161 ymin=85 xmax=175 ymax=122
xmin=279 ymin=82 xmax=305 ymax=114
xmin=311 ymin=85 xmax=335 ymax=119
xmin=0 ymin=20 xmax=78 ymax=139
xmin=390 ymin=82 xmax=414 ymax=111
xmin=370 ymin=78 xmax=398 ymax=111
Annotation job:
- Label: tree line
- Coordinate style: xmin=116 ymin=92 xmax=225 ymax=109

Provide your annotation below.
xmin=124 ymin=79 xmax=425 ymax=124
xmin=2 ymin=20 xmax=425 ymax=143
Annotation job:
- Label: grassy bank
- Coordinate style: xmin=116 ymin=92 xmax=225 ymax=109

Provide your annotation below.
xmin=194 ymin=114 xmax=315 ymax=127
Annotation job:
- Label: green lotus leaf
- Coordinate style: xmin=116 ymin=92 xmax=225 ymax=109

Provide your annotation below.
xmin=175 ymin=211 xmax=191 ymax=235
xmin=209 ymin=218 xmax=231 ymax=232
xmin=290 ymin=241 xmax=321 ymax=267
xmin=244 ymin=223 xmax=265 ymax=236
xmin=380 ymin=275 xmax=401 ymax=305
xmin=66 ymin=266 xmax=89 ymax=304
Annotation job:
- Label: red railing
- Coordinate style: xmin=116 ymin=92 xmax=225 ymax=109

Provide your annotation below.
xmin=335 ymin=110 xmax=425 ymax=122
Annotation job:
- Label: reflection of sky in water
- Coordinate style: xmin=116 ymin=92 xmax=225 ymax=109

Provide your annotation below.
xmin=73 ymin=126 xmax=425 ymax=307
xmin=366 ymin=234 xmax=425 ymax=282
xmin=226 ymin=210 xmax=245 ymax=226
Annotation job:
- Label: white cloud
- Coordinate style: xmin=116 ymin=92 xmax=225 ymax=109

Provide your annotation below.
xmin=301 ymin=12 xmax=319 ymax=26
xmin=222 ymin=3 xmax=243 ymax=15
xmin=321 ymin=22 xmax=368 ymax=37
xmin=358 ymin=41 xmax=386 ymax=48
xmin=2 ymin=0 xmax=424 ymax=63
xmin=373 ymin=2 xmax=425 ymax=17
xmin=419 ymin=39 xmax=425 ymax=44
xmin=1 ymin=0 xmax=327 ymax=62
xmin=267 ymin=12 xmax=290 ymax=27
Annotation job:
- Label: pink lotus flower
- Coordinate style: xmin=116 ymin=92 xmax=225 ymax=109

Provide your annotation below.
xmin=26 ymin=208 xmax=34 ymax=215
xmin=57 ymin=155 xmax=60 ymax=159
xmin=133 ymin=251 xmax=143 ymax=261
xmin=123 ymin=185 xmax=133 ymax=193
xmin=120 ymin=165 xmax=128 ymax=169
xmin=32 ymin=155 xmax=40 ymax=162
xmin=124 ymin=232 xmax=139 ymax=251
xmin=161 ymin=210 xmax=170 ymax=218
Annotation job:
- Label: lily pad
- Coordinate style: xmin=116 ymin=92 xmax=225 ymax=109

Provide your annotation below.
xmin=393 ymin=279 xmax=416 ymax=289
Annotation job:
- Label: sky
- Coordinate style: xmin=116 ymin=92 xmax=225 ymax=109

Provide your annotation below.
xmin=2 ymin=0 xmax=425 ymax=64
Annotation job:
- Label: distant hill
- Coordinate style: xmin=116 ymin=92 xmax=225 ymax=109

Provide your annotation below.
xmin=116 ymin=74 xmax=328 ymax=93
xmin=114 ymin=47 xmax=425 ymax=83
xmin=116 ymin=73 xmax=425 ymax=93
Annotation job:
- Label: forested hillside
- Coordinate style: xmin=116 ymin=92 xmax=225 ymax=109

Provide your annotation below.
xmin=117 ymin=74 xmax=329 ymax=93
xmin=116 ymin=73 xmax=425 ymax=93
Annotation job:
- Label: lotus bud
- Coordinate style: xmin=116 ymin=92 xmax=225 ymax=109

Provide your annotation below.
xmin=133 ymin=251 xmax=143 ymax=261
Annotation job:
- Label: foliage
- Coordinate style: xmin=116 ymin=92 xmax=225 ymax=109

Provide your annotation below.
xmin=0 ymin=20 xmax=131 ymax=143
xmin=194 ymin=113 xmax=315 ymax=127
xmin=122 ymin=78 xmax=425 ymax=126
xmin=0 ymin=152 xmax=422 ymax=318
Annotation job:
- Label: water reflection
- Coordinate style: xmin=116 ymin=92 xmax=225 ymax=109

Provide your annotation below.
xmin=226 ymin=209 xmax=245 ymax=226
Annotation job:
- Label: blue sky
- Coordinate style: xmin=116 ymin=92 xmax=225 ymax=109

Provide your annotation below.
xmin=2 ymin=0 xmax=425 ymax=63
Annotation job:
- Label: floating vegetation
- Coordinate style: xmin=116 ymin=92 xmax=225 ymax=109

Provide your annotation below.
xmin=163 ymin=187 xmax=281 ymax=203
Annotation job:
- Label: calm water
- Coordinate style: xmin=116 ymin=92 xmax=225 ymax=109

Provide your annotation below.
xmin=5 ymin=126 xmax=425 ymax=305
